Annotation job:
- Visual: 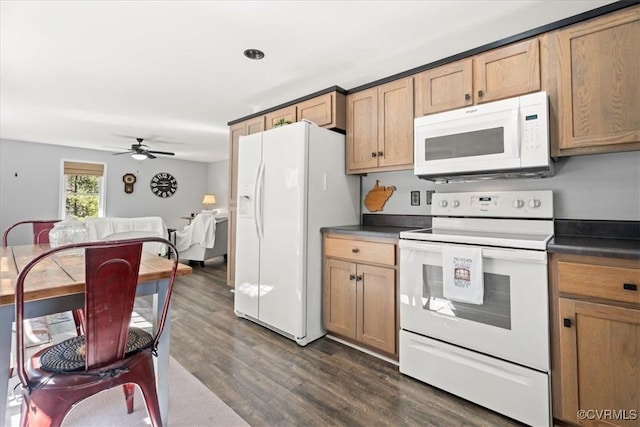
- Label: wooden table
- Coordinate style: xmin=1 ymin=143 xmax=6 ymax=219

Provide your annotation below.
xmin=0 ymin=244 xmax=192 ymax=425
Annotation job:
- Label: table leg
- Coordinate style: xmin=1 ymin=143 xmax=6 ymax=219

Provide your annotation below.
xmin=154 ymin=278 xmax=171 ymax=424
xmin=1 ymin=305 xmax=14 ymax=427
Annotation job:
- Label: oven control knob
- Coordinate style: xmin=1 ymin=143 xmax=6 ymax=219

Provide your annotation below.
xmin=452 ymin=200 xmax=460 ymax=208
xmin=439 ymin=200 xmax=448 ymax=208
xmin=512 ymin=199 xmax=524 ymax=208
xmin=528 ymin=199 xmax=541 ymax=208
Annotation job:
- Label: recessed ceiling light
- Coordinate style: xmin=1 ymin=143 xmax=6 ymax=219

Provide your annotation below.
xmin=244 ymin=49 xmax=265 ymax=60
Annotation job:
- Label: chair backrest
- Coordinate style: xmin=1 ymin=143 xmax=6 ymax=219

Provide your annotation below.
xmin=2 ymin=219 xmax=61 ymax=246
xmin=14 ymin=237 xmax=178 ymax=382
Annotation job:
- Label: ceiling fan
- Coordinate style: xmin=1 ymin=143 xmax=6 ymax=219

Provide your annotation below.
xmin=111 ymin=138 xmax=175 ymax=160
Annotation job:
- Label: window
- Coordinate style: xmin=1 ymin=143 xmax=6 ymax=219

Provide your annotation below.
xmin=60 ymin=161 xmax=106 ymax=219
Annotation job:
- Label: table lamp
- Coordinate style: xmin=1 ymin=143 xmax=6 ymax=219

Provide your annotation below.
xmin=202 ymin=194 xmax=216 ymax=209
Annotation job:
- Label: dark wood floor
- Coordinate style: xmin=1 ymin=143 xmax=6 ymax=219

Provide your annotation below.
xmin=161 ymin=258 xmax=523 ymax=427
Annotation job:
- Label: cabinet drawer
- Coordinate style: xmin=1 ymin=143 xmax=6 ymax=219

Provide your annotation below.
xmin=324 ymin=237 xmax=395 ymax=266
xmin=558 ymin=261 xmax=640 ymax=305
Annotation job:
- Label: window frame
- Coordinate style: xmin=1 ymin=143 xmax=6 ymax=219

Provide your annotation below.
xmin=59 ymin=159 xmax=107 ymax=219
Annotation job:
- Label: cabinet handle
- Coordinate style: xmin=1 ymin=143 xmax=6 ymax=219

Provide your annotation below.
xmin=349 ymin=274 xmax=356 ymax=281
xmin=356 ymin=275 xmax=363 ymax=282
xmin=563 ymin=318 xmax=571 ymax=328
xmin=477 ymin=90 xmax=484 ymax=97
xmin=351 ymin=248 xmax=359 ymax=253
xmin=371 ymin=152 xmax=378 ymax=158
xmin=377 ymin=151 xmax=383 ymax=157
xmin=623 ymin=283 xmax=638 ymax=291
xmin=464 ymin=93 xmax=471 ymax=101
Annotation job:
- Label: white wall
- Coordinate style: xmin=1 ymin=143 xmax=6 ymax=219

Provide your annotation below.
xmin=0 ymin=139 xmax=215 ymax=244
xmin=207 ymin=159 xmax=229 ymax=209
xmin=362 ymin=150 xmax=640 ymax=220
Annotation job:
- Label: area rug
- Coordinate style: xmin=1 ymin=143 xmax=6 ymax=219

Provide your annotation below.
xmin=5 ymin=356 xmax=248 ymax=427
xmin=5 ymin=313 xmax=249 ymax=427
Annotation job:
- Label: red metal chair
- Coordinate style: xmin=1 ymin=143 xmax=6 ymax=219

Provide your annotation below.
xmin=14 ymin=237 xmax=178 ymax=427
xmin=3 ymin=220 xmax=86 ymax=335
xmin=2 ymin=220 xmax=60 ymax=246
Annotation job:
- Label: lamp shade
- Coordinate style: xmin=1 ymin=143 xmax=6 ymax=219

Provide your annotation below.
xmin=131 ymin=153 xmax=147 ymax=161
xmin=202 ymin=194 xmax=216 ymax=205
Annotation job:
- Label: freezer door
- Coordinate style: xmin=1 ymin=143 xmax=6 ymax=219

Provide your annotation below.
xmin=258 ymin=122 xmax=308 ymax=338
xmin=234 ymin=132 xmax=263 ymax=319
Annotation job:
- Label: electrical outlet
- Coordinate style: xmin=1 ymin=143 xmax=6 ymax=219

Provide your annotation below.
xmin=411 ymin=191 xmax=420 ymax=206
xmin=426 ymin=190 xmax=435 ymax=205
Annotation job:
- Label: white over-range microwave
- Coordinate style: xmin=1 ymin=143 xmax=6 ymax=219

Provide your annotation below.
xmin=414 ymin=91 xmax=553 ymax=183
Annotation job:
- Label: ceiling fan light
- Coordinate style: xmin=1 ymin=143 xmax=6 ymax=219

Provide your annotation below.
xmin=131 ymin=153 xmax=147 ymax=161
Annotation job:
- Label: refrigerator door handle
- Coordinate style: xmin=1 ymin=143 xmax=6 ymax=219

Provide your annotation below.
xmin=255 ymin=161 xmax=265 ymax=240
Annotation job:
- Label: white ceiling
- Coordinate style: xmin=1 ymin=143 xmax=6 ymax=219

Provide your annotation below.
xmin=0 ymin=0 xmax=617 ymax=163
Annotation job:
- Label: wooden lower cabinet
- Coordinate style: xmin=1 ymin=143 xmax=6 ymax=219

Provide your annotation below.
xmin=323 ymin=235 xmax=398 ymax=357
xmin=557 ymin=298 xmax=640 ymax=426
xmin=550 ymin=253 xmax=640 ymax=426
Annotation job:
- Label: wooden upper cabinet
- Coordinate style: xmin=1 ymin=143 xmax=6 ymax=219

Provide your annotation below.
xmin=246 ymin=116 xmax=265 ymax=135
xmin=475 ymin=38 xmax=540 ymax=104
xmin=297 ymin=92 xmax=346 ymax=129
xmin=415 ymin=59 xmax=473 ymax=116
xmin=346 ymin=87 xmax=379 ymax=171
xmin=265 ymin=105 xmax=297 ymax=130
xmin=414 ymin=38 xmax=540 ymax=116
xmin=377 ymin=77 xmax=414 ymax=168
xmin=347 ymin=77 xmax=414 ymax=174
xmin=551 ymin=6 xmax=640 ymax=156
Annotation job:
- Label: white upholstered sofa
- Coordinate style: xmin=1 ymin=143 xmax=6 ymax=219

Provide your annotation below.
xmin=83 ymin=216 xmax=168 ymax=256
xmin=174 ymin=210 xmax=228 ymax=266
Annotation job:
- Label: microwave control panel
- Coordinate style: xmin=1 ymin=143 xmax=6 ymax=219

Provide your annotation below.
xmin=519 ymin=93 xmax=549 ymax=167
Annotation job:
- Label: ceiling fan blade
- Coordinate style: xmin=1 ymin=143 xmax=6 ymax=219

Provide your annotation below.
xmin=147 ymin=150 xmax=175 ymax=156
xmin=146 ymin=152 xmax=157 ymax=159
xmin=112 ymin=151 xmax=134 ymax=155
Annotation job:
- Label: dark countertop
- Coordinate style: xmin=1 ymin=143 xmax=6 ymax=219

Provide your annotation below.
xmin=321 ymin=214 xmax=432 ymax=240
xmin=321 ymin=224 xmax=422 ymax=239
xmin=548 ymin=220 xmax=640 ymax=260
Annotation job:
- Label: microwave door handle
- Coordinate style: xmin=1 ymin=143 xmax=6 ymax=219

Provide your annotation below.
xmin=513 ymin=107 xmax=521 ymax=157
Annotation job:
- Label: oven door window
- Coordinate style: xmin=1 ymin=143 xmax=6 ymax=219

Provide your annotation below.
xmin=423 ymin=265 xmax=511 ymax=329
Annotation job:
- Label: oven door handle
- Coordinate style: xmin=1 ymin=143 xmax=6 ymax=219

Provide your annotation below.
xmin=400 ymin=240 xmax=547 ymax=263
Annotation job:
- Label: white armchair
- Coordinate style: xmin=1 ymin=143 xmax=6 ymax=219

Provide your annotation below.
xmin=174 ymin=211 xmax=228 ymax=266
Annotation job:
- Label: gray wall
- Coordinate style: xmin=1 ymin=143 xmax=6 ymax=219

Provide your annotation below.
xmin=0 ymin=139 xmax=222 ymax=245
xmin=207 ymin=159 xmax=229 ymax=209
xmin=362 ymin=150 xmax=640 ymax=220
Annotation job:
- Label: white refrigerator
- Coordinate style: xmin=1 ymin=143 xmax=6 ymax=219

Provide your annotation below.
xmin=234 ymin=120 xmax=360 ymax=345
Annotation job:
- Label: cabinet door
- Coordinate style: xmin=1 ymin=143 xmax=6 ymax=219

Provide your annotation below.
xmin=346 ymin=88 xmax=379 ymax=172
xmin=357 ymin=264 xmax=396 ymax=355
xmin=474 ymin=38 xmax=541 ymax=104
xmin=298 ymin=93 xmax=334 ymax=127
xmin=265 ymin=106 xmax=297 ymax=130
xmin=226 ymin=207 xmax=237 ymax=288
xmin=228 ymin=122 xmax=247 ymax=204
xmin=414 ymin=59 xmax=473 ymax=116
xmin=377 ymin=77 xmax=414 ymax=168
xmin=246 ymin=116 xmax=265 ymax=135
xmin=556 ymin=7 xmax=640 ymax=152
xmin=323 ymin=258 xmax=357 ymax=339
xmin=558 ymin=298 xmax=640 ymax=425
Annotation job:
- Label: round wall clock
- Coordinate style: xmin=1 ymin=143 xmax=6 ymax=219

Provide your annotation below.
xmin=150 ymin=172 xmax=178 ymax=198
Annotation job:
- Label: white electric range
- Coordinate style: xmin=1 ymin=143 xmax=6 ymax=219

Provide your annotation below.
xmin=399 ymin=190 xmax=553 ymax=426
